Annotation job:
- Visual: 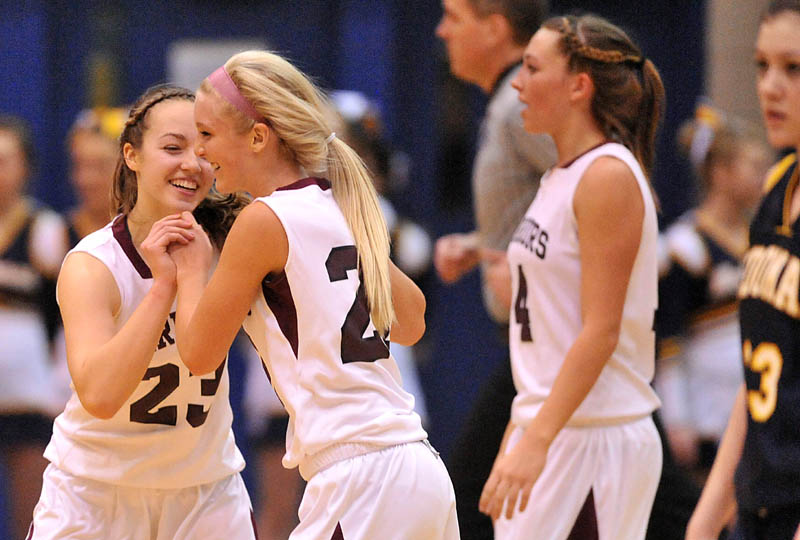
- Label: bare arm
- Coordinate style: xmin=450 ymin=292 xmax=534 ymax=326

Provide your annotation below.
xmin=174 ymin=205 xmax=287 ymax=375
xmin=686 ymin=385 xmax=747 ymax=540
xmin=389 ymin=260 xmax=426 ymax=346
xmin=480 ymin=157 xmax=645 ymax=520
xmin=60 ymin=215 xmax=194 ymax=419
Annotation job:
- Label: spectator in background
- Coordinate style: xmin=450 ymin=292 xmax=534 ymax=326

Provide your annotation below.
xmin=433 ymin=0 xmax=555 ymax=536
xmin=51 ymin=107 xmax=128 ymax=409
xmin=0 ymin=115 xmax=68 ymax=540
xmin=656 ymin=101 xmax=771 ymax=481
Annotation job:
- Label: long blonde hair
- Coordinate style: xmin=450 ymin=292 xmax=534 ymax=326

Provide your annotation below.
xmin=200 ymin=51 xmax=394 ymax=334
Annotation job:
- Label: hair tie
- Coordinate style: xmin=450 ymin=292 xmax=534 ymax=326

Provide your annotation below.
xmin=325 ymin=132 xmax=336 ymax=144
xmin=207 ymin=66 xmax=265 ymax=123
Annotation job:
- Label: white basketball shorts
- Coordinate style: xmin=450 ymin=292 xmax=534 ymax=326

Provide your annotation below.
xmin=290 ymin=440 xmax=459 ymax=540
xmin=494 ymin=415 xmax=662 ymax=540
xmin=28 ymin=463 xmax=257 ymax=540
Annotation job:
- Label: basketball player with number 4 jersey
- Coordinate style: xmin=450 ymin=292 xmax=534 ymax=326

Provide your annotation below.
xmin=171 ymin=51 xmax=458 ymax=540
xmin=478 ymin=14 xmax=665 ymax=539
xmin=28 ymin=86 xmax=256 ymax=540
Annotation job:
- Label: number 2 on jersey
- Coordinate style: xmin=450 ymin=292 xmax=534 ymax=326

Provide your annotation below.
xmin=514 ymin=265 xmax=532 ymax=342
xmin=326 ymin=245 xmax=390 ymax=364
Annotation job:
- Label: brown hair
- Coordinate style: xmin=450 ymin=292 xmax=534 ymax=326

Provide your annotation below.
xmin=763 ymin=0 xmax=800 ymax=20
xmin=0 ymin=114 xmax=35 ymax=175
xmin=468 ymin=0 xmax=548 ymax=45
xmin=678 ymin=102 xmax=767 ymax=194
xmin=112 ymin=84 xmax=247 ymax=249
xmin=543 ymin=14 xmax=665 ymax=176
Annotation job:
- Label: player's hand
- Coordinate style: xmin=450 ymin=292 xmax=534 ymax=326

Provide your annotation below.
xmin=479 ymin=432 xmax=547 ymax=521
xmin=169 ymin=211 xmax=213 ymax=279
xmin=481 ymin=248 xmax=512 ymax=310
xmin=434 ymin=233 xmax=480 ymax=283
xmin=139 ymin=213 xmax=195 ymax=286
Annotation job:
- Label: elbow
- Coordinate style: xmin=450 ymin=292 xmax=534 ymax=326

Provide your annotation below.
xmin=178 ymin=343 xmax=218 ymax=376
xmin=77 ymin=390 xmax=122 ymax=420
xmin=584 ymin=320 xmax=621 ymax=359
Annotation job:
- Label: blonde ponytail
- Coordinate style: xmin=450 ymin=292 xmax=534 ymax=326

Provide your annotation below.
xmin=327 ymin=137 xmax=394 ymax=334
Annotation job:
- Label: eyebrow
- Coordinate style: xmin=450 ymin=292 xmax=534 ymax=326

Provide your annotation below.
xmin=159 ymin=132 xmax=187 ymax=140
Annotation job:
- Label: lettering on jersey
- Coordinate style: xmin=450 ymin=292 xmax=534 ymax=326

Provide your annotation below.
xmin=738 ymin=245 xmax=800 ymax=318
xmin=511 ymin=217 xmax=548 ymax=259
xmin=157 ymin=312 xmax=177 ymax=351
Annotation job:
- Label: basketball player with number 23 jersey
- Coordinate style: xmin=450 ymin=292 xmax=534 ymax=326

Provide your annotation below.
xmin=28 ymin=86 xmax=256 ymax=540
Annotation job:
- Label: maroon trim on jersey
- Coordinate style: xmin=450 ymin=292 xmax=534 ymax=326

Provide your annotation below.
xmin=277 ymin=177 xmax=331 ymax=192
xmin=250 ymin=509 xmax=260 ymax=539
xmin=262 ymin=270 xmax=299 ymax=357
xmin=557 ymin=140 xmax=612 ymax=170
xmin=567 ymin=489 xmax=598 ymax=540
xmin=331 ymin=522 xmax=345 ymax=540
xmin=112 ymin=214 xmax=152 ymax=279
xmin=25 ymin=522 xmax=34 ymax=540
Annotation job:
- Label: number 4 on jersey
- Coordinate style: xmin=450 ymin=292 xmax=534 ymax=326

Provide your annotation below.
xmin=515 ymin=265 xmax=532 ymax=342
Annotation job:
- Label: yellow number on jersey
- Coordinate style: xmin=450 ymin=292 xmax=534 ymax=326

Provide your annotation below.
xmin=742 ymin=340 xmax=783 ymax=422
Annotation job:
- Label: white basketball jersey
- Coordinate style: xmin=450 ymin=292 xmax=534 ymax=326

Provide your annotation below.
xmin=242 ymin=178 xmax=427 ymax=477
xmin=508 ymin=143 xmax=661 ymax=427
xmin=44 ymin=216 xmax=245 ymax=488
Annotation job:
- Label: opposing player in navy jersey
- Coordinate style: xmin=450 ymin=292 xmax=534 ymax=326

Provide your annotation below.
xmin=687 ymin=2 xmax=800 ymax=539
xmin=28 ymin=85 xmax=257 ymax=540
xmin=171 ymin=51 xmax=458 ymax=540
xmin=478 ymin=14 xmax=665 ymax=539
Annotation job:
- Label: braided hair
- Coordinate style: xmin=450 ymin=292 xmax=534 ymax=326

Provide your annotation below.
xmin=543 ymin=15 xmax=665 ymax=176
xmin=111 ymin=84 xmax=248 ymax=249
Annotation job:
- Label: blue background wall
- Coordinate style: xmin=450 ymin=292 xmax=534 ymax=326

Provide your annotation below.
xmin=0 ymin=2 xmax=705 ymax=537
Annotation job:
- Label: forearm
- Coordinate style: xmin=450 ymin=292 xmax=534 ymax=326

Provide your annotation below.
xmin=175 ymin=270 xmax=218 ymax=374
xmin=72 ymin=281 xmax=176 ymax=419
xmin=525 ymin=326 xmax=616 ymax=445
xmin=389 ymin=262 xmax=426 ymax=345
xmin=687 ymin=386 xmax=747 ymax=538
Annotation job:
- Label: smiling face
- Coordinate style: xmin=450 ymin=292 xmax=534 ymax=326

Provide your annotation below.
xmin=194 ymin=89 xmax=252 ymax=194
xmin=125 ymin=99 xmax=213 ymax=217
xmin=511 ymin=28 xmax=573 ymax=136
xmin=756 ymin=11 xmax=800 ymax=151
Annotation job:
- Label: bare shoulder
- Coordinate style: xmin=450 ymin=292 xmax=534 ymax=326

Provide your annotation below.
xmin=221 ymin=199 xmax=288 ymax=276
xmin=58 ymin=252 xmax=120 ymax=316
xmin=574 ymin=156 xmax=643 ymax=218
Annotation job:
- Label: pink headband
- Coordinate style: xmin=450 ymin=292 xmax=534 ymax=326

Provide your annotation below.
xmin=207 ymin=66 xmax=265 ymax=122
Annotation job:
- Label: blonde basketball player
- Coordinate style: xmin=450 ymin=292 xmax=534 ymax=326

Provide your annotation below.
xmin=170 ymin=51 xmax=458 ymax=540
xmin=28 ymin=85 xmax=256 ymax=540
xmin=479 ymin=14 xmax=665 ymax=539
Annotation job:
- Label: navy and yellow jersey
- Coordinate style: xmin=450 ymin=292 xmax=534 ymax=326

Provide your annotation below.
xmin=0 ymin=199 xmax=62 ymax=331
xmin=735 ymin=153 xmax=800 ymax=511
xmin=656 ymin=209 xmax=746 ymax=355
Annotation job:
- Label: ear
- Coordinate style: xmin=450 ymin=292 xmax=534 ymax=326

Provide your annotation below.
xmin=249 ymin=122 xmax=270 ymax=152
xmin=122 ymin=142 xmax=139 ymax=172
xmin=569 ymin=71 xmax=595 ymax=105
xmin=485 ymin=13 xmax=512 ymax=47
